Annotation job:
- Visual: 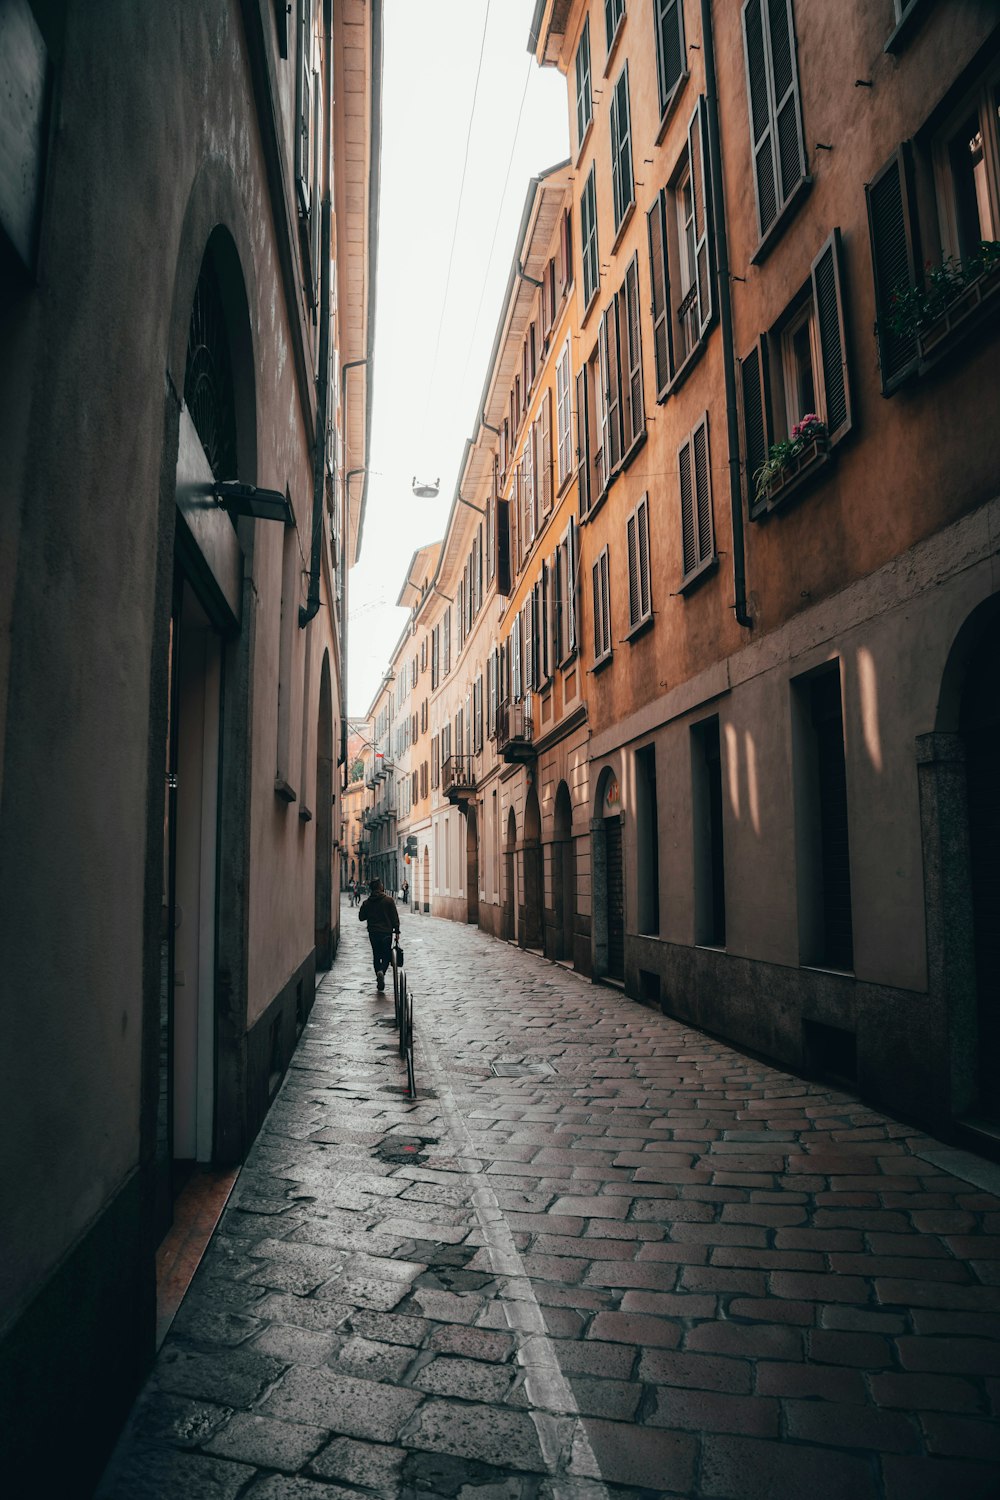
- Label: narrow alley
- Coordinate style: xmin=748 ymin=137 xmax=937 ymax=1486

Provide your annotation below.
xmin=98 ymin=904 xmax=1000 ymax=1500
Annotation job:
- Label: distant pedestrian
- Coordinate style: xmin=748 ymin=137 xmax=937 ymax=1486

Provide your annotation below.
xmin=402 ymin=879 xmax=409 ymax=905
xmin=347 ymin=878 xmax=357 ymax=907
xmin=358 ymin=877 xmax=400 ymax=992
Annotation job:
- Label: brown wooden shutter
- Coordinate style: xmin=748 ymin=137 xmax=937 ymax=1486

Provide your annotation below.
xmin=576 ymin=366 xmax=591 ymax=519
xmin=740 ymin=339 xmax=771 ymax=518
xmin=541 ymin=389 xmax=553 ymax=514
xmin=624 ymin=255 xmax=644 ymax=449
xmin=647 ymin=191 xmax=672 ymax=398
xmin=811 ymin=228 xmax=852 ymax=442
xmin=496 ymin=498 xmax=511 ymax=595
xmin=654 ymin=0 xmax=684 ymax=116
xmin=627 ymin=510 xmax=640 ymax=628
xmin=743 ymin=0 xmax=777 ymax=237
xmin=693 ymin=417 xmax=713 ymax=566
xmin=742 ymin=0 xmax=805 ymax=241
xmin=689 ymin=97 xmax=713 ymax=337
xmin=866 ymin=144 xmax=920 ymax=393
xmin=679 ymin=436 xmax=696 ymax=576
xmin=638 ymin=495 xmax=651 ymax=621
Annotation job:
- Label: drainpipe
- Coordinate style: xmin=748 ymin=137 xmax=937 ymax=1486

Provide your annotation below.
xmin=702 ymin=0 xmax=752 ymax=630
xmin=340 ymin=466 xmax=366 ymax=769
xmin=300 ymin=0 xmax=336 ymax=631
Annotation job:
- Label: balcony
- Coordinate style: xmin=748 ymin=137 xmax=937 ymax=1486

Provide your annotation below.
xmin=494 ymin=699 xmax=534 ymax=765
xmin=355 ymin=839 xmax=369 ymax=855
xmin=362 ymin=809 xmax=379 ymax=830
xmin=442 ymin=754 xmax=476 ymax=806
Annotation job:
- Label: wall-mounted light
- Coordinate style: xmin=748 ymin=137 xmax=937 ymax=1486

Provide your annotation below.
xmin=412 ymin=476 xmax=440 ymax=499
xmin=213 ymin=481 xmax=293 ymax=525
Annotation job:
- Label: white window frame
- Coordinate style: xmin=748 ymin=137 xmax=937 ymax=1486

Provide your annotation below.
xmin=931 ymin=64 xmax=1000 ymax=265
xmin=581 ymin=166 xmax=600 ymax=311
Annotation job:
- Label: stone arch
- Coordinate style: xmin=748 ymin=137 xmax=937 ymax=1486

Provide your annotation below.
xmin=552 ymin=780 xmax=576 ymax=964
xmin=522 ymin=784 xmax=543 ymax=950
xmin=314 ymin=651 xmax=334 ymax=969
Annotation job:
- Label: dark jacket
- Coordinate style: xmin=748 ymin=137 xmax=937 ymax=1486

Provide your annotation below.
xmin=358 ymin=891 xmax=399 ymax=934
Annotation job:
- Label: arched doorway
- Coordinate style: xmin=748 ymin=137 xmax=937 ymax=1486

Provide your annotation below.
xmin=552 ymin=781 xmax=575 ymax=963
xmin=523 ymin=785 xmax=543 ymax=950
xmin=422 ymin=845 xmax=430 ymax=913
xmin=315 ymin=653 xmax=333 ymax=969
xmin=156 ymin=224 xmax=257 ymax=1234
xmin=466 ymin=804 xmax=480 ymax=925
xmin=592 ymin=766 xmax=624 ymax=980
xmin=504 ymin=808 xmax=517 ymax=942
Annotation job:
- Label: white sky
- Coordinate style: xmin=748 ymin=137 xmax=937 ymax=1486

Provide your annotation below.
xmin=347 ymin=0 xmax=569 ymax=717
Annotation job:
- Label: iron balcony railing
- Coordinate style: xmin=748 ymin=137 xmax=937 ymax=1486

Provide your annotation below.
xmin=442 ymin=754 xmax=476 ymax=804
xmin=494 ymin=698 xmax=534 ymax=765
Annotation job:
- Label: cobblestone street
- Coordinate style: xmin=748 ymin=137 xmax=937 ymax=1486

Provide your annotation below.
xmin=98 ymin=904 xmax=1000 ymax=1499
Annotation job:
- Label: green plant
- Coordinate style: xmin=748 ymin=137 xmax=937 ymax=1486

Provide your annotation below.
xmin=884 ymin=240 xmax=1000 ymax=340
xmin=753 ymin=417 xmax=828 ymax=506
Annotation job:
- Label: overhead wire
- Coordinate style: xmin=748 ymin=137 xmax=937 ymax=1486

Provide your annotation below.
xmin=457 ymin=55 xmax=535 ymax=395
xmin=419 ymin=0 xmax=494 ymax=437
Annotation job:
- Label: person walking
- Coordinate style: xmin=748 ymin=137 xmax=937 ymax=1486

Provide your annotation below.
xmin=402 ymin=879 xmax=409 ymax=905
xmin=358 ymin=877 xmax=400 ymax=992
xmin=347 ymin=878 xmax=357 ymax=908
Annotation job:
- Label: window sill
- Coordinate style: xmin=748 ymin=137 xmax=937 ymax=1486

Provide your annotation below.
xmin=590 ymin=650 xmax=614 ymax=673
xmin=610 ymin=199 xmax=636 ymax=257
xmin=581 ymin=285 xmax=600 ymax=331
xmin=912 ymin=264 xmax=1000 ymax=376
xmin=884 ymin=0 xmax=933 ymax=54
xmin=624 ymin=613 xmax=654 ymax=643
xmin=603 ymin=12 xmax=627 ymax=77
xmin=619 ymin=428 xmax=648 ymax=474
xmin=752 ymin=435 xmax=834 ymax=519
xmin=749 ymin=175 xmax=813 ymax=267
xmin=677 ymin=554 xmax=718 ymax=596
xmin=655 ymin=71 xmax=690 ymax=145
xmin=299 ymin=805 xmax=313 ymax=822
xmin=575 ymin=117 xmax=594 ymax=171
xmin=275 ymin=777 xmax=298 ymax=803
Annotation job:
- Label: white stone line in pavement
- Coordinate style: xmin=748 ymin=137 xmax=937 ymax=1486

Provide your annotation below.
xmin=418 ymin=1012 xmax=612 ymax=1498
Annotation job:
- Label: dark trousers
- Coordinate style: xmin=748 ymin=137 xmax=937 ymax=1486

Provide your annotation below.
xmin=369 ymin=930 xmax=393 ymax=975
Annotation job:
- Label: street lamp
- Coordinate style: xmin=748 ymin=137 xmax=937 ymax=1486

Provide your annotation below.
xmin=412 ymin=476 xmax=440 ymax=499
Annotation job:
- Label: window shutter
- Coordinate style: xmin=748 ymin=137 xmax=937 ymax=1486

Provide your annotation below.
xmin=624 ymin=255 xmax=644 ymax=448
xmin=561 ymin=207 xmax=573 ymax=293
xmin=610 ymin=79 xmax=622 ymax=228
xmin=541 ymin=390 xmax=553 ymax=514
xmin=810 ymin=227 xmax=852 ymax=443
xmin=740 ymin=338 xmax=772 ymax=517
xmin=693 ymin=416 xmax=714 ymax=567
xmin=511 ymin=619 xmax=522 ymax=701
xmin=742 ymin=0 xmax=806 ymax=241
xmin=568 ymin=518 xmax=578 ymax=654
xmin=432 ymin=626 xmax=439 ymax=687
xmin=647 ymin=191 xmax=673 ymax=398
xmin=476 ymin=676 xmax=483 ymax=752
xmin=639 ymin=495 xmax=651 ymax=621
xmin=654 ymin=0 xmax=684 ymax=117
xmin=688 ymin=97 xmax=714 ymax=337
xmin=576 ymin=366 xmax=591 ymax=518
xmin=496 ymin=497 xmax=511 ymax=595
xmin=593 ymin=559 xmax=603 ymax=659
xmin=866 ymin=144 xmax=919 ymax=393
xmin=600 ymin=304 xmax=622 ymax=479
xmin=679 ymin=436 xmax=696 ymax=576
xmin=601 ymin=550 xmax=611 ymax=658
xmin=627 ymin=510 xmax=640 ymax=629
xmin=295 ymin=0 xmax=314 ymax=216
xmin=575 ymin=18 xmax=592 ymax=149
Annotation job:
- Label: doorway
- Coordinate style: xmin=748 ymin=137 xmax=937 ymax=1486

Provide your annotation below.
xmin=504 ymin=808 xmax=517 ymax=942
xmin=523 ymin=786 xmax=543 ymax=949
xmin=466 ymin=804 xmax=480 ymax=925
xmin=422 ymin=845 xmax=430 ymax=912
xmin=552 ymin=781 xmax=575 ymax=962
xmin=315 ymin=654 xmax=333 ymax=969
xmin=961 ymin=617 xmax=1000 ymax=1118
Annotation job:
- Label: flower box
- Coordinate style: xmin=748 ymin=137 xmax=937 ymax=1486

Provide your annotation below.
xmin=916 ymin=262 xmax=1000 ymax=369
xmin=762 ymin=434 xmax=832 ymax=508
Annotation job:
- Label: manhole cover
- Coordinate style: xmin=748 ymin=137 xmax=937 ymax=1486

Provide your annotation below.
xmin=491 ymin=1061 xmax=556 ymax=1077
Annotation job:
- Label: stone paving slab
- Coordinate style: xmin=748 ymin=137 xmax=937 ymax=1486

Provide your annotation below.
xmin=97 ymin=904 xmax=1000 ymax=1497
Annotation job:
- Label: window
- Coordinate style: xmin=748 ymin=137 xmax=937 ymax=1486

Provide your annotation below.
xmin=443 ymin=607 xmax=452 ymax=675
xmin=678 ymin=414 xmax=715 ymax=583
xmin=431 ymin=734 xmax=439 ymax=788
xmin=554 ymin=520 xmax=578 ymax=664
xmin=276 ymin=519 xmax=299 ymax=793
xmin=610 ymin=63 xmax=634 ymax=232
xmin=581 ymin=166 xmax=599 ymax=311
xmin=431 ymin=625 xmax=439 ymax=688
xmin=792 ymin=666 xmax=854 ymax=970
xmin=635 ymin=744 xmax=660 ymax=934
xmin=691 ymin=717 xmax=726 ymax=947
xmin=605 ymin=0 xmax=625 ymax=53
xmin=559 ymin=207 xmax=574 ymax=293
xmin=648 ymin=99 xmax=714 ymax=393
xmin=598 ymin=302 xmax=622 ymax=484
xmin=740 ymin=228 xmax=851 ymax=512
xmin=653 ymin=0 xmax=685 ymax=119
xmin=556 ymin=341 xmax=573 ymax=487
xmin=576 ymin=363 xmax=592 ymax=519
xmin=575 ymin=17 xmax=593 ymax=149
xmin=741 ymin=0 xmax=807 ymax=245
xmin=487 ymin=474 xmax=496 ymax=585
xmin=592 ymin=546 xmax=612 ymax=665
xmin=626 ymin=494 xmax=652 ymax=632
xmin=421 ymin=637 xmax=427 ymax=672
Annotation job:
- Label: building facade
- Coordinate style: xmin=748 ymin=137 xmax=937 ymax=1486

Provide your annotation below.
xmin=0 ymin=0 xmax=380 ymax=1486
xmin=370 ymin=0 xmax=1000 ymax=1159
